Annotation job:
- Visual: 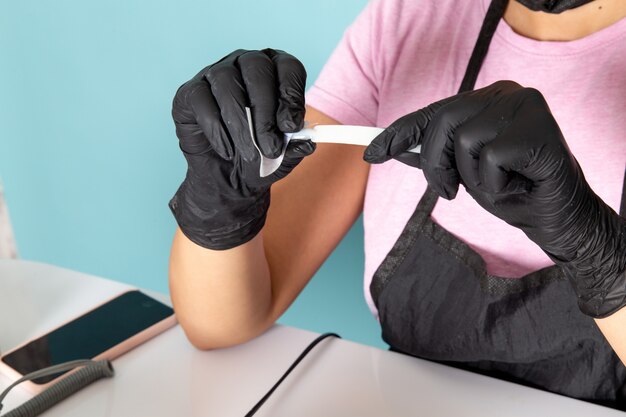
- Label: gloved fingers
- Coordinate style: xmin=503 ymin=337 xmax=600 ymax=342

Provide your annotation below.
xmin=271 ymin=139 xmax=316 ymax=179
xmin=363 ymin=95 xmax=460 ymax=165
xmin=283 ymin=138 xmax=316 ymax=162
xmin=205 ymin=50 xmax=258 ymax=162
xmin=172 ymin=84 xmax=210 ymax=156
xmin=363 ymin=114 xmax=422 ymax=164
xmin=263 ymin=48 xmax=306 ymax=133
xmin=239 ymin=51 xmax=283 ymax=159
xmin=428 ymin=79 xmax=522 ymax=178
xmin=500 ymin=101 xmax=568 ymax=186
xmin=465 ymin=185 xmax=533 ymax=228
xmin=477 ymin=124 xmax=535 ymax=194
xmin=393 ymin=151 xmax=422 ymax=168
xmin=453 ymin=112 xmax=505 ymax=189
xmin=420 ymin=96 xmax=486 ymax=200
xmin=184 ymin=79 xmax=233 ymax=160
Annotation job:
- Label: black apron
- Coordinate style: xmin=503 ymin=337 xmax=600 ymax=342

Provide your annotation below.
xmin=370 ymin=0 xmax=626 ymax=410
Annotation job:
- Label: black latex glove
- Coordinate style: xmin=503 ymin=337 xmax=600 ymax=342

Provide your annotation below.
xmin=364 ymin=80 xmax=626 ymax=318
xmin=169 ymin=49 xmax=315 ymax=250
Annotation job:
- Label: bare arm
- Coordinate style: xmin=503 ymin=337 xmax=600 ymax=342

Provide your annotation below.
xmin=169 ymin=106 xmax=370 ymax=349
xmin=596 ymin=297 xmax=626 ymax=365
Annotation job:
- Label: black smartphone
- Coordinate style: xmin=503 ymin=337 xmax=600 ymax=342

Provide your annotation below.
xmin=0 ymin=290 xmax=176 ymax=390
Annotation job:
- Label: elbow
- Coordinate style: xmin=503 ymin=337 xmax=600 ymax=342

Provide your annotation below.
xmin=184 ymin=328 xmax=246 ymax=351
xmin=176 ymin=312 xmax=273 ymax=351
xmin=186 ymin=336 xmax=242 ymax=352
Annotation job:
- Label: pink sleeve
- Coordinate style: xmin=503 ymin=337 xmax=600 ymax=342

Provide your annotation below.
xmin=306 ymin=0 xmax=386 ymax=126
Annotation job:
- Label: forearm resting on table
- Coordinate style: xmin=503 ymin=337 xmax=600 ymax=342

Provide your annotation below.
xmin=168 ymin=106 xmax=369 ymax=351
xmin=169 ymin=228 xmax=273 ymax=349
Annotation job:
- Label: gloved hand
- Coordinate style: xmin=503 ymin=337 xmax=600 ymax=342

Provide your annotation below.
xmin=169 ymin=49 xmax=315 ymax=250
xmin=364 ymin=80 xmax=626 ymax=318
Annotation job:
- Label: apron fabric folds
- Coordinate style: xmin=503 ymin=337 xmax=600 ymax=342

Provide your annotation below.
xmin=370 ymin=185 xmax=626 ymax=409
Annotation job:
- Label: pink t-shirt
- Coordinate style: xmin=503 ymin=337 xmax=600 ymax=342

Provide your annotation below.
xmin=305 ymin=0 xmax=626 ymax=318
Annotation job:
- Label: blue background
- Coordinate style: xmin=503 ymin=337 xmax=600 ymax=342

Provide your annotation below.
xmin=0 ymin=0 xmax=386 ymax=348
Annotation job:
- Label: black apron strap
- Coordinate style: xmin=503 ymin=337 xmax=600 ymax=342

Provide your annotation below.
xmin=619 ymin=169 xmax=626 ymax=217
xmin=458 ymin=0 xmax=508 ymax=94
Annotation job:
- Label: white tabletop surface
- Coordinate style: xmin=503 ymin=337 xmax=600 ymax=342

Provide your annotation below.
xmin=0 ymin=260 xmax=622 ymax=416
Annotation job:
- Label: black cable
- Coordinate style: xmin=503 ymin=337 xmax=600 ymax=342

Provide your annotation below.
xmin=244 ymin=332 xmax=341 ymax=417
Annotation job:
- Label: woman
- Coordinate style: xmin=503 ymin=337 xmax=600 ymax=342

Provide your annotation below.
xmin=167 ymin=0 xmax=626 ymax=408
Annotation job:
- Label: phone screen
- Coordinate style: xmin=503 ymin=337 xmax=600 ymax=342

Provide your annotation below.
xmin=1 ymin=290 xmax=173 ymax=384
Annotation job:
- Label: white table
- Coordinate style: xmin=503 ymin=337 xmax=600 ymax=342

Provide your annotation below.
xmin=0 ymin=260 xmax=622 ymax=416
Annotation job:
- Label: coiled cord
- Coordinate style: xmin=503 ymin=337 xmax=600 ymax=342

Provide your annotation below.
xmin=0 ymin=360 xmax=114 ymax=417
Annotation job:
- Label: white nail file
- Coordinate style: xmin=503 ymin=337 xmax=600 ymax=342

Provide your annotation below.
xmin=245 ymin=107 xmax=421 ymax=177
